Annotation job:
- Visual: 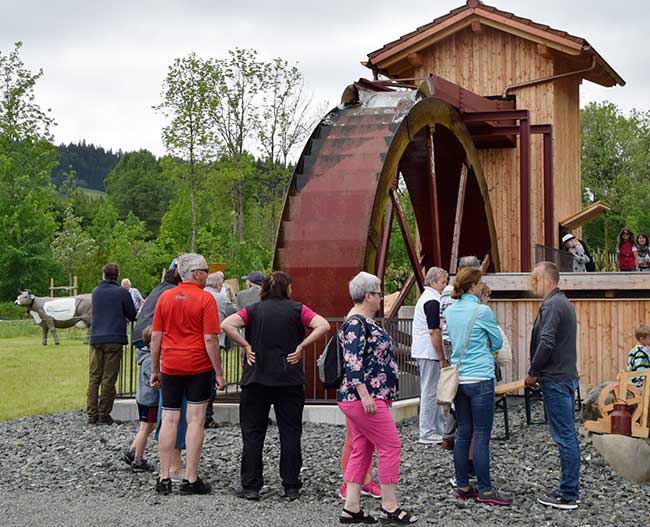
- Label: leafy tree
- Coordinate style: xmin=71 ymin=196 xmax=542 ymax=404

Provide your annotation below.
xmin=50 ymin=207 xmax=98 ymax=285
xmin=0 ymin=42 xmax=58 ymax=298
xmin=104 ymin=150 xmax=176 ymax=234
xmin=258 ymin=58 xmax=314 ymax=166
xmin=154 ymin=53 xmax=221 ymax=251
xmin=52 ymin=141 xmax=120 ymax=190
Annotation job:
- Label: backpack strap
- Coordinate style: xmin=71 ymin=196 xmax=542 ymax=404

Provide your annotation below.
xmin=456 ymin=305 xmax=480 ymax=370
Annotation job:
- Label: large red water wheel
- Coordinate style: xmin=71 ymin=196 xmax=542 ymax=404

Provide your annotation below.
xmin=274 ymin=82 xmax=500 ymax=318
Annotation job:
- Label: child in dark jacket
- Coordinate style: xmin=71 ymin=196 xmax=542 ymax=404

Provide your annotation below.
xmin=122 ymin=326 xmax=159 ymax=471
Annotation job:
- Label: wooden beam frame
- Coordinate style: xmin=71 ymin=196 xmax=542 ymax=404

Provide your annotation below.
xmin=376 ymin=200 xmax=395 ymax=283
xmin=425 ymin=127 xmax=442 ymax=268
xmin=449 ymin=163 xmax=468 ymax=274
xmin=390 ymin=187 xmax=425 ymax=292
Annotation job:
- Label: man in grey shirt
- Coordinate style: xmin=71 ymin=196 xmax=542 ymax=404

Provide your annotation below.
xmin=526 ymin=261 xmax=580 ymax=511
xmin=237 ymin=271 xmax=264 ymax=309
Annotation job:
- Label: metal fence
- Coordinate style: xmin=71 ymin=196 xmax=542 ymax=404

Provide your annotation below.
xmin=116 ymin=317 xmax=420 ymax=404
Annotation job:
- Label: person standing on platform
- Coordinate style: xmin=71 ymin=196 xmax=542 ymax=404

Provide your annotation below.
xmin=87 ymin=263 xmax=137 ymax=425
xmin=411 ymin=267 xmax=449 ymax=444
xmin=526 ymin=261 xmax=580 ymax=510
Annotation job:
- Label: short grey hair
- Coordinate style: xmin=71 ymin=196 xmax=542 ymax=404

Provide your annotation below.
xmin=349 ymin=271 xmax=381 ymax=303
xmin=425 ymin=267 xmax=448 ymax=286
xmin=177 ymin=253 xmax=208 ymax=281
xmin=458 ymin=256 xmax=481 ymax=269
xmin=206 ymin=272 xmax=223 ymax=288
xmin=120 ymin=278 xmax=131 ymax=288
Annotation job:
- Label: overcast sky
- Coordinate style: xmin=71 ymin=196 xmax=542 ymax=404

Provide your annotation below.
xmin=0 ymin=0 xmax=645 ymax=157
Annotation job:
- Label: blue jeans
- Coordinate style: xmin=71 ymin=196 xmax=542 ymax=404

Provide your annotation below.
xmin=453 ymin=379 xmax=495 ymax=492
xmin=541 ymin=379 xmax=580 ymax=500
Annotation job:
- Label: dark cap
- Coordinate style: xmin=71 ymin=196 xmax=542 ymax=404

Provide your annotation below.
xmin=242 ymin=271 xmax=264 ymax=285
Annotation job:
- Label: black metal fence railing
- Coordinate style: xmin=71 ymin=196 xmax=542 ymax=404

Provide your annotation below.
xmin=534 ymin=243 xmax=574 ymax=272
xmin=116 ymin=317 xmax=420 ymax=404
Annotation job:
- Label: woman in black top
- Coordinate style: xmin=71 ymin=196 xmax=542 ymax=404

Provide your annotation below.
xmin=222 ymin=271 xmax=330 ymax=500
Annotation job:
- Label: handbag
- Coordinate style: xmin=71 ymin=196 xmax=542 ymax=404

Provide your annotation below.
xmin=495 ymin=325 xmax=512 ymax=366
xmin=437 ymin=305 xmax=480 ymax=405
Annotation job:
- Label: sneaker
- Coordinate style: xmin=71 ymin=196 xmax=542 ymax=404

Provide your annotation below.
xmin=361 ymin=480 xmax=381 ymax=498
xmin=453 ymin=484 xmax=479 ymax=500
xmin=204 ymin=419 xmax=219 ymax=429
xmin=476 ymin=488 xmax=513 ymax=506
xmin=537 ymin=493 xmax=578 ymax=510
xmin=97 ymin=415 xmax=115 ymax=426
xmin=339 ymin=483 xmax=347 ymax=500
xmin=122 ymin=449 xmax=135 ymax=466
xmin=156 ymin=478 xmax=172 ymax=495
xmin=87 ymin=416 xmax=98 ymax=425
xmin=131 ymin=459 xmax=153 ymax=472
xmin=169 ymin=470 xmax=184 ymax=483
xmin=417 ymin=434 xmax=443 ymax=445
xmin=282 ymin=487 xmax=300 ymax=500
xmin=180 ymin=477 xmax=211 ymax=495
xmin=234 ymin=487 xmax=260 ymax=500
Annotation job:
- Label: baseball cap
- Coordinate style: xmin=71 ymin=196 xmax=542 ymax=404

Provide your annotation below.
xmin=242 ymin=271 xmax=264 ymax=285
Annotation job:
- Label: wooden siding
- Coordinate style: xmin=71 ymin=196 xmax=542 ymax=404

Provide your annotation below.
xmin=412 ymin=25 xmax=582 ymax=270
xmin=491 ymin=298 xmax=650 ymax=391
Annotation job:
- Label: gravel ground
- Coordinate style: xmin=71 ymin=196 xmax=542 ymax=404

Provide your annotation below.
xmin=1 ymin=400 xmax=648 ymax=527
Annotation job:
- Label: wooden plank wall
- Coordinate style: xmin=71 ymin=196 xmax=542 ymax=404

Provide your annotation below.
xmin=491 ymin=299 xmax=650 ymax=390
xmin=413 ymin=25 xmax=582 ymax=270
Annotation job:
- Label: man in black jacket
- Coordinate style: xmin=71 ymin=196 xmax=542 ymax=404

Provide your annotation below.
xmin=87 ymin=263 xmax=137 ymax=425
xmin=525 ymin=261 xmax=580 ymax=510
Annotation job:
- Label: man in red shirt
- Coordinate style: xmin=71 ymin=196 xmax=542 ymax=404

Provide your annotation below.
xmin=150 ymin=253 xmax=225 ymax=495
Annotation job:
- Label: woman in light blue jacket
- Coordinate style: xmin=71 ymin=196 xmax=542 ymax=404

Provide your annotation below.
xmin=445 ymin=267 xmax=512 ymax=506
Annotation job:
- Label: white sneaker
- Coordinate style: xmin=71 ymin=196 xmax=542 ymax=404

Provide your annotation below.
xmin=418 ymin=434 xmax=443 ymax=445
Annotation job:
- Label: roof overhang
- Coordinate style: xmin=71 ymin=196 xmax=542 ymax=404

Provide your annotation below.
xmin=560 ymin=200 xmax=612 ymax=231
xmin=366 ymin=1 xmax=624 ymax=88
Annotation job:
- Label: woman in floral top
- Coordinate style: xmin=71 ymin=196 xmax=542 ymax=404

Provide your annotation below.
xmin=337 ymin=272 xmax=416 ymax=525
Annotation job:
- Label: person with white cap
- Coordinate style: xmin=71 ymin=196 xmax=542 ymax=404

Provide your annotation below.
xmin=561 ymin=233 xmax=590 ymax=273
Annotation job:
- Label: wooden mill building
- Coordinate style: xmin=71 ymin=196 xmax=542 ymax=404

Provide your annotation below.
xmin=366 ymin=0 xmax=624 ymax=271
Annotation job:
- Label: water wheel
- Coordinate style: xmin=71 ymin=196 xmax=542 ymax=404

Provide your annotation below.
xmin=274 ymin=81 xmax=500 ymax=318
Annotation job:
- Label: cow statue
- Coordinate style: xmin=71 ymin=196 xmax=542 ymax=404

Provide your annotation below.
xmin=15 ymin=290 xmax=92 ymax=346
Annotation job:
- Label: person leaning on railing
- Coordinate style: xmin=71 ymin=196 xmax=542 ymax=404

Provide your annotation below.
xmin=337 ymin=271 xmax=417 ymax=525
xmin=221 ymin=271 xmax=330 ymax=501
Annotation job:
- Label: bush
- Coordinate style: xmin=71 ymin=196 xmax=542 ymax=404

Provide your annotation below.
xmin=0 ymin=302 xmax=26 ymax=320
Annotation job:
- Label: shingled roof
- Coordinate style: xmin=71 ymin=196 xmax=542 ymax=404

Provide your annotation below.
xmin=366 ymin=0 xmax=624 ymax=87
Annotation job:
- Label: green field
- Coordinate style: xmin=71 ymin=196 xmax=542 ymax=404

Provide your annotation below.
xmin=0 ymin=321 xmax=243 ymax=421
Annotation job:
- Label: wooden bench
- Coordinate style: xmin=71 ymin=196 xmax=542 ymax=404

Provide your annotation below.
xmin=493 ymin=380 xmax=525 ymax=440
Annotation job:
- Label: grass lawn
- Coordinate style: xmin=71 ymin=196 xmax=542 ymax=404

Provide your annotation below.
xmin=0 ymin=321 xmax=244 ymax=421
xmin=0 ymin=328 xmax=90 ymax=421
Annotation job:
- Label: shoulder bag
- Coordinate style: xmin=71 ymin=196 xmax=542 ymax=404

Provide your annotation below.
xmin=437 ymin=305 xmax=480 ymax=405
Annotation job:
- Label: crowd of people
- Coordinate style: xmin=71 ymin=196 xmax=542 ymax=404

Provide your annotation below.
xmin=82 ymin=252 xmax=650 ymax=523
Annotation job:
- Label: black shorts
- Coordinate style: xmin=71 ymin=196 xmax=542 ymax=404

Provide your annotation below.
xmin=137 ymin=403 xmax=158 ymax=423
xmin=161 ymin=371 xmax=212 ymax=410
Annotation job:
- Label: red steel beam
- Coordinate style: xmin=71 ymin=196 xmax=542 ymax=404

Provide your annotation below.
xmin=386 ymin=273 xmax=416 ymax=319
xmin=520 ymin=115 xmax=531 ymax=272
xmin=543 ymin=129 xmax=554 ymax=248
xmin=390 ymin=187 xmax=425 ymax=292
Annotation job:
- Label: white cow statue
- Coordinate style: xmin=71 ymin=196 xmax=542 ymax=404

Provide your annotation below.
xmin=15 ymin=290 xmax=92 ymax=345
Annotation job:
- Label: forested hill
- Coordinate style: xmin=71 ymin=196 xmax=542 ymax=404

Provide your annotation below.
xmin=51 ymin=141 xmax=121 ymax=190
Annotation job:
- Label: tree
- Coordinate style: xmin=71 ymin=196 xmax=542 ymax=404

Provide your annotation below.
xmin=0 ymin=42 xmax=58 ymax=298
xmin=51 ymin=207 xmax=98 ymax=284
xmin=104 ymin=150 xmax=176 ymax=234
xmin=258 ymin=58 xmax=314 ymax=167
xmin=154 ymin=53 xmax=221 ymax=251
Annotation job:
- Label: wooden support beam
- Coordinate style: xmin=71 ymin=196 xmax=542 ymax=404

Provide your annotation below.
xmin=390 ymin=187 xmax=425 ymax=292
xmin=542 ymin=129 xmax=554 ymax=248
xmin=376 ymin=200 xmax=394 ymax=283
xmin=471 ymin=20 xmax=482 ymax=33
xmin=449 ymin=163 xmax=468 ymax=274
xmin=425 ymin=127 xmax=442 ymax=268
xmin=386 ymin=273 xmax=416 ymax=319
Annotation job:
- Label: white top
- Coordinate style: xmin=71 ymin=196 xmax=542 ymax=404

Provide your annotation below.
xmin=411 ymin=286 xmax=442 ymax=360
